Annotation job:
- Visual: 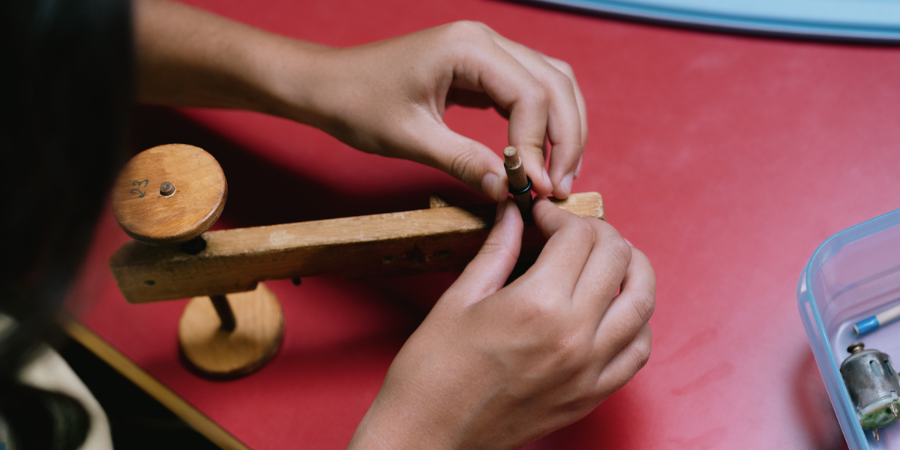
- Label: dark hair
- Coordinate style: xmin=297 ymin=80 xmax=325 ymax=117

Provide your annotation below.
xmin=0 ymin=0 xmax=133 ymax=448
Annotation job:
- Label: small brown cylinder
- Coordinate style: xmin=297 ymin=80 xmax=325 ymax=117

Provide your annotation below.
xmin=503 ymin=146 xmax=533 ymax=218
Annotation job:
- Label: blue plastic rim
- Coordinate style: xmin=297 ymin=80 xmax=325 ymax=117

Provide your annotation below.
xmin=523 ymin=0 xmax=900 ymax=42
xmin=799 ymin=259 xmax=868 ymax=448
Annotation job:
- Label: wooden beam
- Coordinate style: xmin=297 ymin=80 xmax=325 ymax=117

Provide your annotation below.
xmin=110 ymin=192 xmax=604 ymax=303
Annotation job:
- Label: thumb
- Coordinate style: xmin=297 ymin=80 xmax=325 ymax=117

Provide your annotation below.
xmin=441 ymin=200 xmax=522 ymax=306
xmin=416 ymin=124 xmax=509 ymax=202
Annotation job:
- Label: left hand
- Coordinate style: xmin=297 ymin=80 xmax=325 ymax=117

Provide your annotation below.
xmin=136 ymin=2 xmax=587 ymax=200
xmin=274 ymin=21 xmax=588 ymax=200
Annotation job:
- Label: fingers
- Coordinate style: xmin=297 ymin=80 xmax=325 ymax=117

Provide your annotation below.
xmin=594 ymin=323 xmax=652 ymax=399
xmin=443 ymin=22 xmax=584 ymax=198
xmin=525 ymin=197 xmax=595 ymax=296
xmin=542 ymin=56 xmax=587 ymax=186
xmin=543 ymin=56 xmax=588 ymax=157
xmin=572 ymin=220 xmax=631 ymax=318
xmin=442 ymin=200 xmax=523 ymax=307
xmin=482 ymin=33 xmax=585 ymax=199
xmin=410 ymin=121 xmax=510 ymax=201
xmin=450 ymin=35 xmax=551 ymax=195
xmin=593 ymin=248 xmax=656 ymax=361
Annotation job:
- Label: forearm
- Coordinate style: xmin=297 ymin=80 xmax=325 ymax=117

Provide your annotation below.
xmin=136 ymin=2 xmax=588 ymax=201
xmin=133 ymin=0 xmax=324 ymax=122
xmin=348 ymin=400 xmax=457 ymax=450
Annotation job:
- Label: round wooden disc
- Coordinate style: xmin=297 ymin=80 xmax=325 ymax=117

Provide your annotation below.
xmin=112 ymin=144 xmax=227 ymax=245
xmin=178 ymin=283 xmax=284 ymax=378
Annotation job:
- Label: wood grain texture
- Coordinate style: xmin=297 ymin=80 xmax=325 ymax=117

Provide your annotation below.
xmin=110 ymin=192 xmax=604 ymax=303
xmin=112 ymin=144 xmax=227 ymax=245
xmin=429 ymin=194 xmax=450 ymax=208
xmin=179 ymin=283 xmax=284 ymax=378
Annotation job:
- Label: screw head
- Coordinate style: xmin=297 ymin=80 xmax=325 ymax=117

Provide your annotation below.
xmin=848 ymin=342 xmax=866 ymax=354
xmin=160 ymin=181 xmax=175 ymax=196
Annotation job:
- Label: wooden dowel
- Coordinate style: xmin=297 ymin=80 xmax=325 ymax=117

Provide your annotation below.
xmin=209 ymin=295 xmax=236 ymax=332
xmin=503 ymin=146 xmax=533 ymax=217
xmin=110 ymin=192 xmax=604 ymax=303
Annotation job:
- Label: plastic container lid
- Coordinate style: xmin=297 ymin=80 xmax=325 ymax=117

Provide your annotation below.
xmin=523 ymin=0 xmax=900 ymax=42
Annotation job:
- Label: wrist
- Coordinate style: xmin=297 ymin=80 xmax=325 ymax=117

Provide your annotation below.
xmin=348 ymin=394 xmax=460 ymax=450
xmin=347 ymin=336 xmax=507 ymax=450
xmin=265 ymin=44 xmax=389 ymax=151
xmin=253 ymin=39 xmax=336 ymax=127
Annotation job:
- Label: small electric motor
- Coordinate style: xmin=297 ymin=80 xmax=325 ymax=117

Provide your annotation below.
xmin=841 ymin=342 xmax=900 ymax=441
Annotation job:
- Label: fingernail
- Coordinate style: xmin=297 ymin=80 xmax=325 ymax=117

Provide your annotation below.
xmin=559 ymin=173 xmax=574 ymax=198
xmin=482 ymin=172 xmax=502 ymax=201
xmin=624 ymin=238 xmax=634 ymax=247
xmin=542 ymin=168 xmax=552 ymax=190
xmin=495 ymin=200 xmax=507 ymax=223
xmin=575 ymin=156 xmax=583 ymax=178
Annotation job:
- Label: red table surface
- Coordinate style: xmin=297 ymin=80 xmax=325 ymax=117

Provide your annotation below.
xmin=69 ymin=0 xmax=900 ymax=448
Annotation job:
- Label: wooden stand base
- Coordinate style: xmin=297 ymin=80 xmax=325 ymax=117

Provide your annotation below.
xmin=178 ymin=283 xmax=284 ymax=378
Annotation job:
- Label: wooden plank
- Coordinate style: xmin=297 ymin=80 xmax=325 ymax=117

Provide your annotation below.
xmin=61 ymin=318 xmax=251 ymax=450
xmin=110 ymin=192 xmax=604 ymax=303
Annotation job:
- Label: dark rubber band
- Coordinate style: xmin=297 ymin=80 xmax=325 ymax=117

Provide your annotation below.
xmin=510 ymin=176 xmax=532 ymax=196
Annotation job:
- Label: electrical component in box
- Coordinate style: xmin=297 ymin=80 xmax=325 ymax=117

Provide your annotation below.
xmin=841 ymin=342 xmax=900 ymax=441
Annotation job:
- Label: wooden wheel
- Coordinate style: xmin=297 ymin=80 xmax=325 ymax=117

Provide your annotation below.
xmin=178 ymin=283 xmax=284 ymax=378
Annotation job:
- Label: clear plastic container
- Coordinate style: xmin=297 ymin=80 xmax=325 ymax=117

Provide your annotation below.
xmin=799 ymin=208 xmax=900 ymax=449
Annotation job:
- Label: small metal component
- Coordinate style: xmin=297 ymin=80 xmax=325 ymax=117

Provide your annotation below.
xmin=160 ymin=181 xmax=176 ymax=196
xmin=840 ymin=342 xmax=900 ymax=439
xmin=848 ymin=342 xmax=866 ymax=354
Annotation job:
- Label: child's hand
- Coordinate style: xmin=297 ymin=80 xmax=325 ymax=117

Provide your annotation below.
xmin=349 ymin=198 xmax=655 ymax=449
xmin=279 ymin=22 xmax=587 ymax=200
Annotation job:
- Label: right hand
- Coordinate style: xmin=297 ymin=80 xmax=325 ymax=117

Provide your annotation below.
xmin=349 ymin=198 xmax=656 ymax=449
